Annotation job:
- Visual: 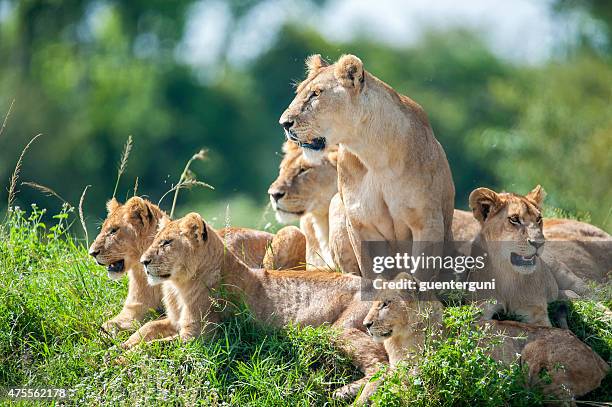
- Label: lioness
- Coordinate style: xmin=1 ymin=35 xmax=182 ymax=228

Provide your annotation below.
xmin=279 ymin=54 xmax=455 ymax=280
xmin=466 ymin=186 xmax=594 ymax=326
xmin=266 ymin=140 xmax=478 ymax=274
xmin=267 ymin=141 xmax=339 ymax=268
xmin=363 ymin=297 xmax=609 ymax=401
xmin=126 ymin=213 xmax=388 ymax=403
xmin=89 ymin=197 xmax=277 ymax=333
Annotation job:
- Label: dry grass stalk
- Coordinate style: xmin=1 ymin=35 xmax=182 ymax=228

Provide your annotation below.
xmin=21 ymin=181 xmax=71 ymax=207
xmin=169 ymin=149 xmax=212 ymax=218
xmin=133 ymin=177 xmax=139 ymax=197
xmin=8 ymin=134 xmax=42 ymax=209
xmin=0 ymin=99 xmax=15 ymax=139
xmin=159 ymin=179 xmax=214 ymax=210
xmin=79 ymin=185 xmax=91 ymax=245
xmin=112 ymin=135 xmax=133 ymax=199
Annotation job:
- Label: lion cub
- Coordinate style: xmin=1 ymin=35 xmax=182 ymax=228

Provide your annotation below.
xmin=363 ymin=299 xmax=608 ymax=401
xmin=89 ymin=197 xmax=277 ymax=334
xmin=466 ymin=186 xmax=590 ymax=326
xmin=363 ymin=278 xmax=444 ymax=367
xmin=125 ymin=213 xmax=388 ymax=403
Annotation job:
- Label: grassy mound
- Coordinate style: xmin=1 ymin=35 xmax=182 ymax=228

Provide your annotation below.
xmin=0 ymin=206 xmax=609 ymax=405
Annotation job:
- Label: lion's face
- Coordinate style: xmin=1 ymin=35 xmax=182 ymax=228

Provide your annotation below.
xmin=268 ymin=141 xmax=338 ymax=223
xmin=279 ymin=54 xmax=365 ymax=159
xmin=140 ymin=213 xmax=209 ymax=286
xmin=469 ymin=186 xmax=546 ymax=275
xmin=363 ymin=294 xmax=409 ymax=343
xmin=89 ymin=197 xmax=159 ymax=280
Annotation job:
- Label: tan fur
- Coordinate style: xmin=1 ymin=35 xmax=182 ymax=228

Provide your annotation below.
xmin=483 ymin=320 xmax=609 ymax=402
xmin=262 ymin=225 xmax=306 ymax=270
xmin=267 ymin=141 xmax=338 ymax=269
xmin=89 ymin=197 xmax=167 ymax=333
xmin=467 ymin=186 xmax=592 ymax=326
xmin=363 ymin=294 xmax=444 ymax=367
xmin=126 ymin=213 xmax=388 ymax=404
xmin=329 ymin=192 xmax=361 ymax=274
xmin=279 ymin=54 xmax=455 ymax=280
xmin=366 ymin=303 xmax=609 ymax=402
xmin=89 ymin=198 xmax=274 ymax=334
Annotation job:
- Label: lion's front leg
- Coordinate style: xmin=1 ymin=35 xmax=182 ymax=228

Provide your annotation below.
xmin=121 ymin=318 xmax=178 ymax=350
xmin=102 ymin=302 xmax=153 ymax=335
xmin=333 ymin=328 xmax=388 ymax=404
xmin=104 ymin=266 xmax=163 ymax=335
xmin=409 ymin=214 xmax=446 ymax=283
xmin=517 ymin=304 xmax=552 ymax=327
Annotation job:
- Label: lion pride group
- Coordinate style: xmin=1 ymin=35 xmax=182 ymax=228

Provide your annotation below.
xmin=88 ymin=55 xmax=610 ymax=403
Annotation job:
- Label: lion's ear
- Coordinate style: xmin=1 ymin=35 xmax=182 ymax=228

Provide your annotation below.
xmin=526 ymin=185 xmax=546 ymax=208
xmin=305 ymin=54 xmax=329 ymax=75
xmin=469 ymin=187 xmax=502 ymax=224
xmin=181 ymin=212 xmax=208 ymax=242
xmin=106 ymin=198 xmax=120 ymax=214
xmin=126 ymin=197 xmax=154 ymax=227
xmin=158 ymin=216 xmax=170 ymax=232
xmin=334 ymin=54 xmax=364 ymax=89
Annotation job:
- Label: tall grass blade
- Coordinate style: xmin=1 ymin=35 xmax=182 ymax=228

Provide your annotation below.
xmin=8 ymin=134 xmax=42 ymax=209
xmin=79 ymin=185 xmax=91 ymax=246
xmin=112 ymin=135 xmax=133 ymax=199
xmin=0 ymin=99 xmax=15 ymax=139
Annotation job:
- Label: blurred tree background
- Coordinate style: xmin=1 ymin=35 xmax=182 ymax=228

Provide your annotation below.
xmin=0 ymin=0 xmax=610 ymax=232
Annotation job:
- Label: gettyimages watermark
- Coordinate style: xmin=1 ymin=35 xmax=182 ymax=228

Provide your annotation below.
xmin=358 ymin=240 xmax=612 ymax=301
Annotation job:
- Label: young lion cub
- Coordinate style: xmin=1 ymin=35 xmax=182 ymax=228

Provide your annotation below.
xmin=89 ymin=197 xmax=279 ymax=334
xmin=125 ymin=213 xmax=388 ymax=403
xmin=467 ymin=186 xmax=591 ymax=326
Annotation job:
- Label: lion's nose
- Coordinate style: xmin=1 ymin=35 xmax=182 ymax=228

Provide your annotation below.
xmin=280 ymin=120 xmax=294 ymax=131
xmin=89 ymin=249 xmax=100 ymax=257
xmin=141 ymin=259 xmax=151 ymax=267
xmin=364 ymin=321 xmax=373 ymax=329
xmin=269 ymin=191 xmax=285 ymax=202
xmin=528 ymin=239 xmax=545 ymax=250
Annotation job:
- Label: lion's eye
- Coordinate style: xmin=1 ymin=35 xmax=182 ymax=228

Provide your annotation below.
xmin=109 ymin=227 xmax=119 ymax=235
xmin=298 ymin=167 xmax=310 ymax=175
xmin=536 ymin=215 xmax=543 ymax=224
xmin=161 ymin=239 xmax=173 ymax=247
xmin=307 ymin=90 xmax=319 ymax=102
xmin=508 ymin=216 xmax=520 ymax=225
xmin=381 ymin=301 xmax=390 ymax=309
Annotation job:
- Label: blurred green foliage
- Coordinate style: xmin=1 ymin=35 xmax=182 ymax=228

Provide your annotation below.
xmin=0 ymin=0 xmax=610 ymax=231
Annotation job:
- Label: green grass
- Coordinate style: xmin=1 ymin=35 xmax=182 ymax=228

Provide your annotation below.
xmin=0 ymin=206 xmax=610 ymax=406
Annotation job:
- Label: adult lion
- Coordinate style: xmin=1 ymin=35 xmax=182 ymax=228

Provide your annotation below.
xmin=279 ymin=54 xmax=455 ymax=280
xmin=125 ymin=213 xmax=388 ymax=403
xmin=266 ymin=141 xmax=474 ymax=274
xmin=267 ymin=141 xmax=339 ymax=269
xmin=89 ymin=197 xmax=279 ymax=334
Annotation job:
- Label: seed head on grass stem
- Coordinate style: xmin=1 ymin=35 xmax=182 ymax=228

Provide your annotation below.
xmin=169 ymin=149 xmax=213 ymax=218
xmin=8 ymin=134 xmax=42 ymax=210
xmin=22 ymin=181 xmax=71 ymax=208
xmin=112 ymin=135 xmax=133 ymax=199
